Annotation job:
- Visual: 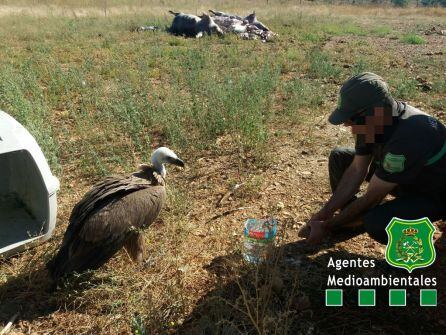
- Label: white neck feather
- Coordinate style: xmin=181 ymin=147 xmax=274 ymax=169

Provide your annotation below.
xmin=152 ymin=161 xmax=166 ymax=178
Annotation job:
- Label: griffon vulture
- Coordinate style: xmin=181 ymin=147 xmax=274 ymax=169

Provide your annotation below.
xmin=47 ymin=147 xmax=184 ymax=281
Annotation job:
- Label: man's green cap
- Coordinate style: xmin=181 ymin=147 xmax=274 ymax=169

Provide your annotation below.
xmin=329 ymin=72 xmax=391 ymax=125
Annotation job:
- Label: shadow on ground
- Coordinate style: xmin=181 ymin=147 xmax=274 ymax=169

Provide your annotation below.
xmin=0 ymin=263 xmax=55 ymax=325
xmin=176 ymin=228 xmax=446 ymax=335
xmin=0 ymin=262 xmax=101 ymax=327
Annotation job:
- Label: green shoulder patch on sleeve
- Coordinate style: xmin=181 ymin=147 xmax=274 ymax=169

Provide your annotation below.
xmin=383 ymin=152 xmax=406 ymax=173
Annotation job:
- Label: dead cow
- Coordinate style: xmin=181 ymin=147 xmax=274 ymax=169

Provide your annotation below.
xmin=168 ymin=11 xmax=224 ymax=38
xmin=208 ymin=9 xmax=243 ymax=20
xmin=242 ymin=11 xmax=271 ymax=32
xmin=211 ymin=15 xmax=248 ymax=34
xmin=208 ymin=9 xmax=275 ymax=42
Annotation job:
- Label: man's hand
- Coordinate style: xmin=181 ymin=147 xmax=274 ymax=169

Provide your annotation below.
xmin=298 ymin=154 xmax=371 ymax=242
xmin=312 ymin=175 xmax=396 ymax=235
xmin=298 ymin=208 xmax=333 ymax=239
xmin=307 ymin=220 xmax=328 ymax=245
xmin=299 ymin=174 xmax=396 ymax=244
xmin=310 ymin=208 xmax=334 ymax=222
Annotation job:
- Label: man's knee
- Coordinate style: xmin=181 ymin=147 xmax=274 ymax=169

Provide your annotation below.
xmin=363 ymin=210 xmax=388 ymax=244
xmin=329 ymin=147 xmax=351 ymax=164
xmin=329 ymin=147 xmax=355 ymax=192
xmin=328 ymin=149 xmax=338 ymax=172
xmin=329 ymin=147 xmax=355 ymax=170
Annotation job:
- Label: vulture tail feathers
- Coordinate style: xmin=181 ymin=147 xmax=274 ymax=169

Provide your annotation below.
xmin=47 ymin=237 xmax=128 ymax=281
xmin=46 ymin=244 xmax=70 ymax=281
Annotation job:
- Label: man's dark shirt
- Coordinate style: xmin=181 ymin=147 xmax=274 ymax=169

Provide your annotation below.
xmin=355 ymin=102 xmax=446 ymax=196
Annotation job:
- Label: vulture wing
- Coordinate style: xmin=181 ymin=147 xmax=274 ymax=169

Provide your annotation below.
xmin=48 ymin=170 xmax=166 ymax=280
xmin=64 ymin=175 xmax=151 ymax=243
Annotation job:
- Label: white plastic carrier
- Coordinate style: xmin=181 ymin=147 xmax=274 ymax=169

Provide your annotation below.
xmin=0 ymin=110 xmax=59 ymax=257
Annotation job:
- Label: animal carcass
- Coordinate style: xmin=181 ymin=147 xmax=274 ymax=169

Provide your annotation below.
xmin=168 ymin=11 xmax=224 ymax=38
xmin=209 ymin=10 xmax=276 ymax=42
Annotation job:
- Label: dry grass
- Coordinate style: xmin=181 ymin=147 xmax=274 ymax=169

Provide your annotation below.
xmin=0 ymin=1 xmax=445 ymax=334
xmin=0 ymin=1 xmax=445 ymax=19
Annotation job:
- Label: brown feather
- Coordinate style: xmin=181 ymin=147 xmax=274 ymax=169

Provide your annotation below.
xmin=48 ymin=165 xmax=166 ymax=280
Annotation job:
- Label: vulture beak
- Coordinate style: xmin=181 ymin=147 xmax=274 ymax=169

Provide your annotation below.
xmin=167 ymin=156 xmax=185 ymax=168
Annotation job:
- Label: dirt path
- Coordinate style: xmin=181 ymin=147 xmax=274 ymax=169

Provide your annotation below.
xmin=174 ymin=108 xmax=446 ymax=333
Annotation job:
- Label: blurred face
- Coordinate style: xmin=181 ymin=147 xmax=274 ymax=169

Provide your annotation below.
xmin=343 ymin=106 xmax=394 ymax=144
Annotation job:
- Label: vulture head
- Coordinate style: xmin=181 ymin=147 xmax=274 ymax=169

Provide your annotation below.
xmin=150 ymin=147 xmax=184 ymax=178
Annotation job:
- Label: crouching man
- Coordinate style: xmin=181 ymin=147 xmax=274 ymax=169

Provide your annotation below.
xmin=300 ymin=72 xmax=446 ymax=245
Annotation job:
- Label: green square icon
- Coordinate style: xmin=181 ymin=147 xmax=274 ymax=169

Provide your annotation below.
xmin=358 ymin=289 xmax=375 ymax=307
xmin=389 ymin=289 xmax=406 ymax=307
xmin=420 ymin=289 xmax=437 ymax=307
xmin=326 ymin=289 xmax=343 ymax=306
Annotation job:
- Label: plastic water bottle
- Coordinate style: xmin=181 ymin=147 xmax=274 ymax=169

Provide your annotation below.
xmin=243 ymin=218 xmax=278 ymax=264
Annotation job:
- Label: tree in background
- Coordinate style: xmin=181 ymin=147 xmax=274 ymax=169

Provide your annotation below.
xmin=392 ymin=0 xmax=409 ymax=6
xmin=421 ymin=0 xmax=446 ymax=6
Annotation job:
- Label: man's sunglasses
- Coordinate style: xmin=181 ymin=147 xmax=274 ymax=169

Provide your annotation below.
xmin=349 ymin=108 xmax=368 ymax=124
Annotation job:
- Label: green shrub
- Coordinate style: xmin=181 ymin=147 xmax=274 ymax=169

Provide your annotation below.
xmin=370 ymin=26 xmax=392 ymax=37
xmin=401 ymin=34 xmax=426 ymax=45
xmin=307 ymin=49 xmax=341 ymax=78
xmin=282 ymin=78 xmax=323 ymax=119
xmin=0 ymin=64 xmax=60 ymax=172
xmin=391 ymin=76 xmax=419 ymax=100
